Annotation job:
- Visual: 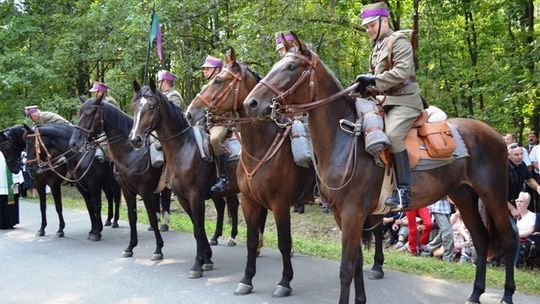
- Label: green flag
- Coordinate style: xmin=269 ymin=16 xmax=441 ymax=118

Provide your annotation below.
xmin=149 ymin=10 xmax=159 ymax=47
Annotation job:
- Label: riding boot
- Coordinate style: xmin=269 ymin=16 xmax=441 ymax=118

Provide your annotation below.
xmin=211 ymin=154 xmax=230 ymax=193
xmin=384 ymin=150 xmax=412 ymax=209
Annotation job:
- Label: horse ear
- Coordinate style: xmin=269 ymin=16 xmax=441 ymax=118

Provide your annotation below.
xmin=225 ymin=47 xmax=238 ymax=69
xmin=133 ymin=80 xmax=141 ymax=93
xmin=79 ymin=95 xmax=86 ymax=104
xmin=0 ymin=132 xmax=7 ymax=141
xmin=289 ymin=31 xmax=309 ymax=57
xmin=23 ymin=123 xmax=33 ymax=134
xmin=149 ymin=78 xmax=157 ymax=93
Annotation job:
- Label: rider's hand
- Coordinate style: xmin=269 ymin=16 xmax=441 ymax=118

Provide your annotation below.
xmin=353 ymin=74 xmax=376 ymax=94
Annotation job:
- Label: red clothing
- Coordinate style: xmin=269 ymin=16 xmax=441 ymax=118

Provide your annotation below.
xmin=406 ymin=207 xmax=432 ymax=254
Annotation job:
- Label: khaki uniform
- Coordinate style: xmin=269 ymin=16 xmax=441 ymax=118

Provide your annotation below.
xmin=164 ymin=89 xmax=183 ymax=109
xmin=37 ymin=112 xmax=70 ymax=124
xmin=370 ymin=30 xmax=422 ymax=153
xmin=104 ymin=95 xmax=120 ymax=108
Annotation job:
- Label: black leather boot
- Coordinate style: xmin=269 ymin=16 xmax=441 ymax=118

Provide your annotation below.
xmin=211 ymin=154 xmax=230 ymax=193
xmin=385 ymin=150 xmax=412 ymax=209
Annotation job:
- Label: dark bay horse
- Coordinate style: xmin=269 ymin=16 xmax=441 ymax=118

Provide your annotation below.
xmin=23 ymin=124 xmax=121 ymax=241
xmin=0 ymin=125 xmax=121 ymax=239
xmin=129 ymin=80 xmax=244 ymax=278
xmin=69 ymin=97 xmax=166 ymax=260
xmin=244 ymin=35 xmax=515 ymax=304
xmin=186 ymin=49 xmax=385 ymax=297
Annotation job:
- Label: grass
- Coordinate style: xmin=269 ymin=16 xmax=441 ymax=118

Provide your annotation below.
xmin=25 ymin=186 xmax=540 ymax=296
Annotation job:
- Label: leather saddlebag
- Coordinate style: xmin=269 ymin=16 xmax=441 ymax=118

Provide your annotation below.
xmin=418 ymin=122 xmax=456 ymax=158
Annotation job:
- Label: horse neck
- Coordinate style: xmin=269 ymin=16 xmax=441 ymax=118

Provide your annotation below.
xmin=101 ymin=108 xmax=140 ymax=166
xmin=155 ymin=100 xmax=193 ymax=150
xmin=306 ymin=67 xmax=357 ymax=164
xmin=12 ymin=126 xmax=28 ymax=151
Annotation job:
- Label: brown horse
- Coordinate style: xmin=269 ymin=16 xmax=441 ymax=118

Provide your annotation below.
xmin=186 ymin=49 xmax=386 ymax=297
xmin=69 ymin=96 xmax=165 ymax=260
xmin=243 ymin=34 xmax=516 ymax=304
xmin=129 ymin=80 xmax=245 ymax=278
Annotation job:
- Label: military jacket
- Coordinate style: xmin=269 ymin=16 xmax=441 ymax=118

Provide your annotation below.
xmin=164 ymin=89 xmax=183 ymax=108
xmin=104 ymin=95 xmax=120 ymax=109
xmin=369 ymin=30 xmax=423 ymax=110
xmin=38 ymin=112 xmax=70 ymax=124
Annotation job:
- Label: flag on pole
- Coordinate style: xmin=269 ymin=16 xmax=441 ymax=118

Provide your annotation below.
xmin=148 ymin=10 xmax=159 ymax=47
xmin=156 ymin=24 xmax=163 ymax=62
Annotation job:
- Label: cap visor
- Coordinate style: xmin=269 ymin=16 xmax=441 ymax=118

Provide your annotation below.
xmin=361 ymin=16 xmax=379 ymax=26
xmin=89 ymin=88 xmax=98 ymax=92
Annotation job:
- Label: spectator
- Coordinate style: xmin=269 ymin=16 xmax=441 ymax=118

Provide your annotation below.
xmin=525 ymin=131 xmax=538 ymax=154
xmin=450 ymin=209 xmax=475 ymax=263
xmin=382 ymin=211 xmax=404 ymax=248
xmin=392 ymin=213 xmax=409 ymax=250
xmin=405 ymin=207 xmax=432 ymax=255
xmin=503 ymin=133 xmax=531 ymax=169
xmin=0 ymin=151 xmax=24 ymax=229
xmin=423 ymin=197 xmax=455 ymax=262
xmin=529 ymin=144 xmax=540 ymax=212
xmin=516 ymin=192 xmax=536 ymax=239
xmin=507 ymin=143 xmax=540 ymax=219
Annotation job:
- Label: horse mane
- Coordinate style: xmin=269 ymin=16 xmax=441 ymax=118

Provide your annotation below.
xmin=245 ymin=65 xmax=262 ymax=82
xmin=2 ymin=125 xmax=27 ymax=148
xmin=98 ymin=99 xmax=134 ymax=137
xmin=35 ymin=124 xmax=74 ymax=142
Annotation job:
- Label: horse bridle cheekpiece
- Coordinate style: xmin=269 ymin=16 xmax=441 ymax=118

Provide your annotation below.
xmin=74 ymin=104 xmax=104 ymax=140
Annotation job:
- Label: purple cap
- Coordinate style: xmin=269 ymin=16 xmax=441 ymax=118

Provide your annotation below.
xmin=360 ymin=3 xmax=390 ymax=26
xmin=25 ymin=105 xmax=39 ymax=116
xmin=89 ymin=81 xmax=108 ymax=93
xmin=201 ymin=56 xmax=223 ymax=69
xmin=157 ymin=70 xmax=177 ymax=81
xmin=275 ymin=31 xmax=295 ymax=50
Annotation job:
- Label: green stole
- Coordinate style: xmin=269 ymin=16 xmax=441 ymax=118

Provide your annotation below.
xmin=6 ymin=166 xmax=14 ymax=205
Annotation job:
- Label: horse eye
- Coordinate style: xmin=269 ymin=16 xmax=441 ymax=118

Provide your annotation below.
xmin=213 ymin=78 xmax=223 ymax=85
xmin=286 ymin=63 xmax=297 ymax=71
xmin=149 ymin=105 xmax=155 ymax=110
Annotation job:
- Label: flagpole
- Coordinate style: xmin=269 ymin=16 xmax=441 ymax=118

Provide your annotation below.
xmin=143 ymin=9 xmax=155 ymax=85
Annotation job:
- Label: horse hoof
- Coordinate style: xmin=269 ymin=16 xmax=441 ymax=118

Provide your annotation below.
xmin=159 ymin=224 xmax=169 ymax=232
xmin=146 ymin=226 xmax=154 ymax=232
xmin=104 ymin=220 xmax=112 ymax=226
xmin=256 ymin=250 xmax=261 ymax=257
xmin=234 ymin=283 xmax=253 ymax=295
xmin=272 ymin=285 xmax=292 ymax=297
xmin=188 ymin=270 xmax=203 ymax=279
xmin=36 ymin=230 xmax=45 ymax=237
xmin=151 ymin=253 xmax=163 ymax=261
xmin=89 ymin=234 xmax=101 ymax=242
xmin=56 ymin=231 xmax=65 ymax=238
xmin=111 ymin=222 xmax=119 ymax=228
xmin=368 ymin=270 xmax=384 ymax=280
xmin=210 ymin=239 xmax=218 ymax=246
xmin=202 ymin=263 xmax=214 ymax=271
xmin=227 ymin=238 xmax=236 ymax=247
xmin=122 ymin=251 xmax=133 ymax=258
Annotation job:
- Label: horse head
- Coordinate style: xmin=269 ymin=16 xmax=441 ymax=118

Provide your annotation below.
xmin=69 ymin=93 xmax=105 ymax=152
xmin=129 ymin=79 xmax=164 ymax=149
xmin=186 ymin=47 xmax=260 ymax=127
xmin=0 ymin=126 xmax=26 ymax=173
xmin=244 ymin=31 xmax=322 ymax=119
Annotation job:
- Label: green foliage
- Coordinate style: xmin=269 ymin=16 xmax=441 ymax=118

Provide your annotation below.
xmin=1 ymin=0 xmax=538 ymax=134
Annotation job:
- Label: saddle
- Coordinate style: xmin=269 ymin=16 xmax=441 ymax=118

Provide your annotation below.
xmin=192 ymin=127 xmax=241 ymax=163
xmin=380 ymin=110 xmax=461 ymax=170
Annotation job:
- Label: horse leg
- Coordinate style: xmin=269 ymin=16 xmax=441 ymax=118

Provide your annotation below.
xmin=187 ymin=195 xmax=213 ymax=279
xmin=159 ymin=188 xmax=171 ymax=232
xmin=78 ymin=188 xmax=96 ymax=240
xmin=103 ymin=188 xmax=113 ymax=226
xmin=339 ymin=209 xmax=366 ymax=304
xmin=235 ymin=198 xmax=262 ymax=295
xmin=122 ymin=192 xmax=138 ymax=258
xmin=226 ymin=195 xmax=239 ymax=246
xmin=50 ymin=185 xmax=65 ymax=238
xmin=257 ymin=207 xmax=268 ymax=256
xmin=479 ymin=193 xmax=516 ymax=303
xmin=112 ymin=187 xmax=121 ymax=228
xmin=35 ymin=184 xmax=47 ymax=237
xmin=271 ymin=204 xmax=293 ymax=297
xmin=368 ymin=216 xmax=385 ymax=280
xmin=143 ymin=193 xmax=164 ymax=261
xmin=91 ymin=188 xmax=103 ymax=241
xmin=210 ymin=197 xmax=225 ymax=246
xmin=450 ymin=186 xmax=488 ymax=304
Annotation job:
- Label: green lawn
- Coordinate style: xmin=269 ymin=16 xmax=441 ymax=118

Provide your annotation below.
xmin=25 ymin=188 xmax=540 ymax=296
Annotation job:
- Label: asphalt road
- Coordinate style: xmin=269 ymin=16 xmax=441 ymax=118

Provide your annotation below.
xmin=1 ymin=201 xmax=539 ymax=304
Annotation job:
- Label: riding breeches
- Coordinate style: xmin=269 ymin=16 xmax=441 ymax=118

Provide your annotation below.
xmin=209 ymin=126 xmax=228 ymax=156
xmin=384 ymin=105 xmax=422 ymax=153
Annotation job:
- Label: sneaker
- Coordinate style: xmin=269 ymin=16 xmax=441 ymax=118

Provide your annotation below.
xmin=394 ymin=241 xmax=405 ymax=250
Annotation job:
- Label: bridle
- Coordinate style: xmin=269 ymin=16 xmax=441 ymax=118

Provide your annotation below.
xmin=74 ymin=104 xmax=122 ymax=149
xmin=0 ymin=138 xmax=23 ymax=166
xmin=194 ymin=64 xmax=254 ymax=128
xmin=259 ymin=50 xmax=359 ymax=119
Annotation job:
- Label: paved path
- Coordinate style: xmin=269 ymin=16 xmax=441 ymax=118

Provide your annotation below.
xmin=1 ymin=201 xmax=538 ymax=304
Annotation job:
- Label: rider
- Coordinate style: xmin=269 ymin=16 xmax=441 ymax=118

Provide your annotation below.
xmin=25 ymin=105 xmax=70 ymax=125
xmin=355 ymin=2 xmax=423 ymax=210
xmin=274 ymin=30 xmax=295 ymax=57
xmin=89 ymin=81 xmax=120 ymax=108
xmin=157 ymin=70 xmax=183 ymax=108
xmin=201 ymin=55 xmax=230 ymax=193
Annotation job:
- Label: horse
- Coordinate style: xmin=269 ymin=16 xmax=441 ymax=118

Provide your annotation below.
xmin=22 ymin=124 xmax=121 ymax=241
xmin=185 ymin=49 xmax=385 ymax=297
xmin=0 ymin=124 xmax=121 ymax=239
xmin=243 ymin=34 xmax=516 ymax=304
xmin=69 ymin=96 xmax=172 ymax=260
xmin=128 ymin=79 xmax=249 ymax=278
